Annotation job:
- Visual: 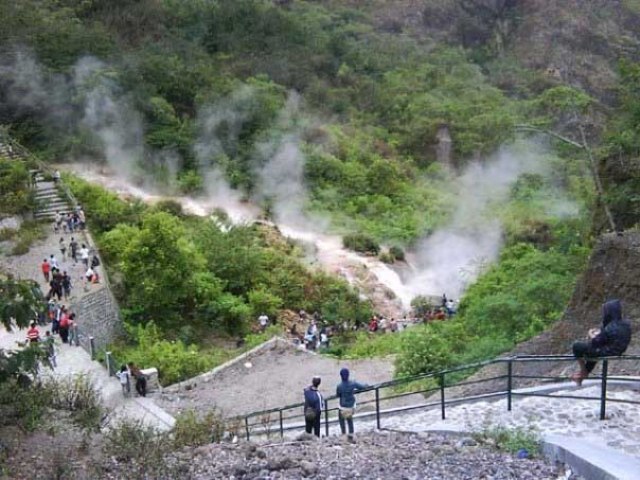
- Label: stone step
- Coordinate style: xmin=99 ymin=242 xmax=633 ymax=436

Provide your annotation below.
xmin=35 ymin=191 xmax=62 ymax=200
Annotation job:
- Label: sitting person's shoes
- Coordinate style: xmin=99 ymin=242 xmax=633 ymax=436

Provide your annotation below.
xmin=570 ymin=371 xmax=587 ymax=386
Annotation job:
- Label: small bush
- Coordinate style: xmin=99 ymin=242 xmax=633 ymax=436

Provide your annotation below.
xmin=44 ymin=376 xmax=103 ymax=431
xmin=103 ymin=420 xmax=173 ymax=476
xmin=9 ymin=220 xmax=47 ymax=256
xmin=389 ymin=245 xmax=405 ymax=261
xmin=475 ymin=425 xmax=541 ymax=457
xmin=173 ymin=409 xmax=226 ymax=448
xmin=152 ymin=199 xmax=184 ymax=217
xmin=343 ymin=233 xmax=380 ymax=255
xmin=410 ymin=295 xmax=433 ymax=317
xmin=379 ymin=251 xmax=394 ymax=263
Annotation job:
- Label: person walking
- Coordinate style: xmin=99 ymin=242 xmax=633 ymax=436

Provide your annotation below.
xmin=41 ymin=259 xmax=51 ymax=282
xmin=59 ymin=237 xmax=66 ymax=259
xmin=336 ymin=368 xmax=368 ymax=438
xmin=69 ymin=237 xmax=78 ymax=263
xmin=62 ymin=271 xmax=72 ymax=300
xmin=43 ymin=331 xmax=57 ymax=368
xmin=79 ymin=244 xmax=89 ymax=267
xmin=116 ymin=365 xmax=131 ymax=397
xmin=58 ymin=307 xmax=70 ymax=344
xmin=128 ymin=362 xmax=147 ymax=397
xmin=303 ymin=376 xmax=324 ymax=437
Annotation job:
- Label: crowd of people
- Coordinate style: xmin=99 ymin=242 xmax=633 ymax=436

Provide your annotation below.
xmin=52 ymin=207 xmax=86 ymax=235
xmin=24 ymin=297 xmax=81 ymax=369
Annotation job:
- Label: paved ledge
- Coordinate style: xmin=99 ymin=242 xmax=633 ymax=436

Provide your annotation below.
xmin=543 ymin=434 xmax=640 ymax=480
xmin=133 ymin=396 xmax=176 ymax=431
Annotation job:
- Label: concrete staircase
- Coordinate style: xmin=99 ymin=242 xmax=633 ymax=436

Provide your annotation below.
xmin=0 ymin=141 xmax=22 ymax=160
xmin=31 ymin=170 xmax=72 ymax=221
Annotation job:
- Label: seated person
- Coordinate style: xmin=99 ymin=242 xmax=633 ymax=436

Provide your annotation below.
xmin=571 ymin=299 xmax=631 ymax=386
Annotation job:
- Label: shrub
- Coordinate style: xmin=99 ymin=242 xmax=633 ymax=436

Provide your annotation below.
xmin=410 ymin=295 xmax=433 ymax=317
xmin=103 ymin=420 xmax=175 ymax=477
xmin=44 ymin=376 xmax=103 ymax=431
xmin=389 ymin=245 xmax=405 ymax=261
xmin=475 ymin=425 xmax=541 ymax=457
xmin=343 ymin=233 xmax=380 ymax=255
xmin=113 ymin=322 xmax=218 ymax=385
xmin=379 ymin=251 xmax=395 ymax=263
xmin=173 ymin=409 xmax=226 ymax=447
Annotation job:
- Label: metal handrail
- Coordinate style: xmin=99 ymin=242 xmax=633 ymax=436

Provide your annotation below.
xmin=240 ymin=354 xmax=640 ymax=440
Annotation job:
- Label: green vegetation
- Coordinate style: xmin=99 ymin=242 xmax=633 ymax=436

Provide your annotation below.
xmin=0 ymin=158 xmax=33 ymax=215
xmin=474 ymin=425 xmax=542 ymax=457
xmin=68 ymin=176 xmax=371 ymax=383
xmin=3 ymin=0 xmax=634 ymax=389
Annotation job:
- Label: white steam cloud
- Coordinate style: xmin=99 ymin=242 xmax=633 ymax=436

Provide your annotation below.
xmin=75 ymin=57 xmax=144 ymax=181
xmin=403 ymin=142 xmax=561 ymax=301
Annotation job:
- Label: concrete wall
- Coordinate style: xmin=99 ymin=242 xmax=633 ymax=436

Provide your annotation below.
xmin=72 ymin=285 xmax=123 ymax=353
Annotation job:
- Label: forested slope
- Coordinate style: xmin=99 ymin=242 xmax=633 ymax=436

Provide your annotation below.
xmin=1 ymin=0 xmax=639 ymax=382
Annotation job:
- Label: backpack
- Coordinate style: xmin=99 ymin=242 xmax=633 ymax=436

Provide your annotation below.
xmin=60 ymin=315 xmax=70 ymax=328
xmin=304 ymin=407 xmax=317 ymax=422
xmin=91 ymin=255 xmax=100 ymax=267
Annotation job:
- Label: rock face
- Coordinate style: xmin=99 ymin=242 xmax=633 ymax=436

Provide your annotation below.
xmin=374 ymin=1 xmax=640 ymax=103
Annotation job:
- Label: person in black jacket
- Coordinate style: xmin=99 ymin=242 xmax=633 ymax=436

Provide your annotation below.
xmin=303 ymin=376 xmax=323 ymax=437
xmin=571 ymin=299 xmax=632 ymax=386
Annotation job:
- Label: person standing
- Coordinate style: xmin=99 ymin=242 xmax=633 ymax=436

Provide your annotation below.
xmin=41 ymin=259 xmax=51 ymax=282
xmin=68 ymin=314 xmax=79 ymax=346
xmin=303 ymin=376 xmax=324 ymax=437
xmin=128 ymin=362 xmax=147 ymax=397
xmin=336 ymin=368 xmax=368 ymax=438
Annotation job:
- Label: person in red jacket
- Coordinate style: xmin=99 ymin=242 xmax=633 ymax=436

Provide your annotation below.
xmin=41 ymin=259 xmax=51 ymax=282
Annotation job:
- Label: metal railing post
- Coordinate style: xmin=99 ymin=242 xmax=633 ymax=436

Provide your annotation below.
xmin=600 ymin=359 xmax=609 ymax=420
xmin=105 ymin=351 xmax=112 ymax=376
xmin=279 ymin=410 xmax=284 ymax=439
xmin=324 ymin=399 xmax=329 ymax=437
xmin=439 ymin=373 xmax=446 ymax=420
xmin=375 ymin=387 xmax=381 ymax=429
xmin=507 ymin=359 xmax=513 ymax=412
xmin=245 ymin=416 xmax=250 ymax=441
xmin=89 ymin=336 xmax=95 ymax=360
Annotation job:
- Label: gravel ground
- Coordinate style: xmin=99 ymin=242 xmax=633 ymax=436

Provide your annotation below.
xmin=157 ymin=343 xmax=405 ymax=417
xmin=98 ymin=431 xmax=580 ymax=480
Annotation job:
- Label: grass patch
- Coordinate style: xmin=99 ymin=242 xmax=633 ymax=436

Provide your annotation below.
xmin=9 ymin=220 xmax=47 ymax=255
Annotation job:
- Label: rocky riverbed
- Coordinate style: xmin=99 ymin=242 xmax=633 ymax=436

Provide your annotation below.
xmin=99 ymin=431 xmax=579 ymax=480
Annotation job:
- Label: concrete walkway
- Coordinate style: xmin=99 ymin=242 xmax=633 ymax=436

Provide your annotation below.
xmin=0 ymin=225 xmax=174 ymax=431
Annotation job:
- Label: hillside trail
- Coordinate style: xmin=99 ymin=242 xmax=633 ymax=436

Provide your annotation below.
xmin=0 ymin=217 xmax=174 ymax=431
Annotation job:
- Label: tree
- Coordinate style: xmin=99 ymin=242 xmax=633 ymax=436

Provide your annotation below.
xmin=120 ymin=212 xmax=202 ymax=326
xmin=0 ymin=277 xmax=47 ymax=383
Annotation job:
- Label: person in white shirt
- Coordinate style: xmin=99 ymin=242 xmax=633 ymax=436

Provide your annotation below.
xmin=258 ymin=314 xmax=269 ymax=332
xmin=79 ymin=244 xmax=90 ymax=266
